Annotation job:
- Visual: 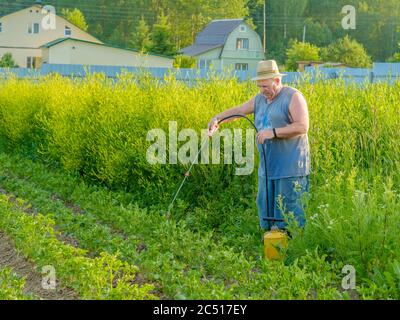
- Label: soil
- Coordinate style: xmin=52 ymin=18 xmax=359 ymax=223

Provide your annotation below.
xmin=0 ymin=231 xmax=79 ymax=300
xmin=0 ymin=186 xmax=164 ymax=300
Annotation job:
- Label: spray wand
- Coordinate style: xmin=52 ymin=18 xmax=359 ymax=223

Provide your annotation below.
xmin=166 ymin=115 xmax=284 ymax=228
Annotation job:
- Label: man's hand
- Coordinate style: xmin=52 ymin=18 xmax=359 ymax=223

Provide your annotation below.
xmin=208 ymin=117 xmax=219 ymax=136
xmin=256 ymin=129 xmax=274 ymax=144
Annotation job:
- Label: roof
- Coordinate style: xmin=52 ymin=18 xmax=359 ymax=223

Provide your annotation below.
xmin=0 ymin=4 xmax=42 ymax=19
xmin=181 ymin=44 xmax=222 ymax=56
xmin=195 ymin=19 xmax=244 ymax=45
xmin=41 ymin=38 xmax=174 ymax=60
xmin=180 ymin=19 xmax=245 ymax=56
xmin=41 ymin=38 xmax=72 ymax=48
xmin=320 ymin=62 xmax=347 ymax=67
xmin=297 ymin=61 xmax=324 ymax=64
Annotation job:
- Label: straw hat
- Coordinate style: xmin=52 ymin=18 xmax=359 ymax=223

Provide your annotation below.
xmin=251 ymin=60 xmax=287 ymax=81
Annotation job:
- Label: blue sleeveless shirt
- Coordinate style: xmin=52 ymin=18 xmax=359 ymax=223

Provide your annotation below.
xmin=254 ymin=86 xmax=311 ymax=180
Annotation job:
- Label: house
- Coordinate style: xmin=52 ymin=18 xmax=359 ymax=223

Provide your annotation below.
xmin=41 ymin=38 xmax=173 ymax=68
xmin=297 ymin=61 xmax=324 ymax=72
xmin=181 ymin=19 xmax=264 ymax=71
xmin=0 ymin=3 xmax=102 ymax=68
xmin=0 ymin=2 xmax=173 ymax=69
xmin=297 ymin=61 xmax=347 ymax=72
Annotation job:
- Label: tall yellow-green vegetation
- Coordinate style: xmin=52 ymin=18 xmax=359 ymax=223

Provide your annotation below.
xmin=0 ymin=73 xmax=399 ymax=299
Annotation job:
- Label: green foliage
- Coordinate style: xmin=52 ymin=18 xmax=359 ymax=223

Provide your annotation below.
xmin=387 ymin=44 xmax=400 ymax=62
xmin=146 ymin=0 xmax=250 ymax=49
xmin=0 ymin=53 xmax=19 ymax=68
xmin=387 ymin=52 xmax=400 ymax=62
xmin=354 ymin=0 xmax=400 ymax=61
xmin=0 ymin=194 xmax=157 ymax=300
xmin=147 ymin=13 xmax=177 ymax=56
xmin=61 ymin=8 xmax=88 ymax=31
xmin=0 ymin=75 xmax=399 ymax=200
xmin=249 ymin=0 xmax=400 ymax=62
xmin=321 ymin=35 xmax=372 ymax=68
xmin=303 ymin=19 xmax=333 ymax=47
xmin=265 ymin=41 xmax=287 ymax=65
xmin=173 ymin=55 xmax=196 ymax=69
xmin=268 ymin=0 xmax=309 ymax=42
xmin=0 ymin=153 xmax=346 ymax=300
xmin=129 ymin=16 xmax=152 ymax=53
xmin=0 ymin=76 xmax=399 ymax=299
xmin=0 ymin=267 xmax=33 ymax=300
xmin=392 ymin=52 xmax=400 ymax=62
xmin=1 ymin=0 xmax=399 ymax=61
xmin=286 ymin=40 xmax=321 ymax=71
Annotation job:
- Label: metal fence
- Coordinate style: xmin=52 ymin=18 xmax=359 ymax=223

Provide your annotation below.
xmin=305 ymin=63 xmax=400 ymax=84
xmin=1 ymin=62 xmax=400 ymax=84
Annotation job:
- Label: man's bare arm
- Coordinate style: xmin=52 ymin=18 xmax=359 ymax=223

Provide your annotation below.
xmin=215 ymin=96 xmax=255 ymax=123
xmin=275 ymin=92 xmax=309 ymax=138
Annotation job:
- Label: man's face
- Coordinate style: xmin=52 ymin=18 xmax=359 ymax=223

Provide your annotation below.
xmin=257 ymin=78 xmax=280 ymax=100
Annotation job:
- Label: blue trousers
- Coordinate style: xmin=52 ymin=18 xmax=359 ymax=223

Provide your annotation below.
xmin=256 ymin=175 xmax=309 ymax=230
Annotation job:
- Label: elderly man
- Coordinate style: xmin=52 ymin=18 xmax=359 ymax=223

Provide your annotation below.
xmin=208 ymin=60 xmax=311 ymax=231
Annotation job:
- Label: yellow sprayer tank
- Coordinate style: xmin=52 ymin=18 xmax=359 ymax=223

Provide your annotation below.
xmin=264 ymin=227 xmax=288 ymax=260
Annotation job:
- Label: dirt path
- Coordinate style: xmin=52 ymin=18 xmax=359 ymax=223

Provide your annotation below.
xmin=0 ymin=231 xmax=79 ymax=300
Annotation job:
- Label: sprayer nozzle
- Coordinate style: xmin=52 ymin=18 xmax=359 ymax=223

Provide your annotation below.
xmin=208 ymin=126 xmax=218 ymax=137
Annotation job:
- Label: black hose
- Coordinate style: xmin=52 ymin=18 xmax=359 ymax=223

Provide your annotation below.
xmin=216 ymin=115 xmax=283 ymax=228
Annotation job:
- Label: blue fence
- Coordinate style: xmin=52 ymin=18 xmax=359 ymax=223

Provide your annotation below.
xmin=1 ymin=62 xmax=400 ymax=84
xmin=0 ymin=63 xmax=305 ymax=85
xmin=0 ymin=64 xmax=248 ymax=83
xmin=305 ymin=63 xmax=400 ymax=84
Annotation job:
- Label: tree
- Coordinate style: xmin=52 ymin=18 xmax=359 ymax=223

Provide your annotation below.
xmin=147 ymin=0 xmax=250 ymax=49
xmin=129 ymin=16 xmax=152 ymax=53
xmin=387 ymin=53 xmax=400 ymax=62
xmin=321 ymin=35 xmax=372 ymax=68
xmin=285 ymin=40 xmax=320 ymax=71
xmin=387 ymin=43 xmax=400 ymax=62
xmin=147 ymin=13 xmax=176 ymax=56
xmin=247 ymin=0 xmax=400 ymax=62
xmin=303 ymin=19 xmax=333 ymax=47
xmin=27 ymin=0 xmax=249 ymax=52
xmin=0 ymin=53 xmax=18 ymax=68
xmin=61 ymin=8 xmax=88 ymax=31
xmin=14 ymin=0 xmax=395 ymax=61
xmin=264 ymin=0 xmax=309 ymax=54
xmin=109 ymin=21 xmax=135 ymax=47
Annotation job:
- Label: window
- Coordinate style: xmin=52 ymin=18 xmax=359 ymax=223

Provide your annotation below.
xmin=33 ymin=23 xmax=39 ymax=34
xmin=239 ymin=25 xmax=246 ymax=32
xmin=27 ymin=57 xmax=41 ymax=69
xmin=28 ymin=23 xmax=39 ymax=34
xmin=236 ymin=38 xmax=249 ymax=50
xmin=198 ymin=59 xmax=211 ymax=69
xmin=199 ymin=59 xmax=206 ymax=69
xmin=235 ymin=63 xmax=248 ymax=71
xmin=27 ymin=57 xmax=33 ymax=68
xmin=65 ymin=26 xmax=72 ymax=36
